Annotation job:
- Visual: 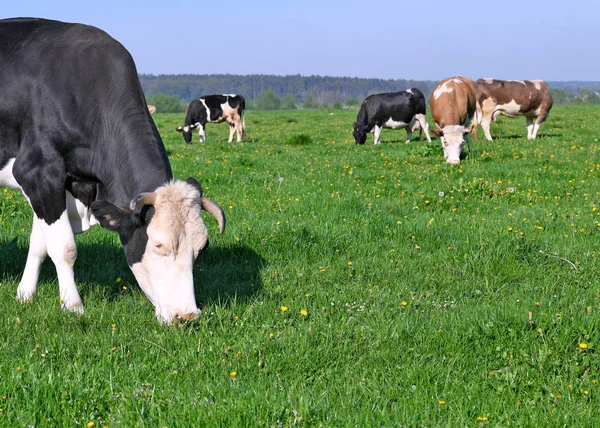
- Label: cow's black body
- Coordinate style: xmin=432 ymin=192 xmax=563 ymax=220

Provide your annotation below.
xmin=353 ymin=89 xmax=428 ymax=144
xmin=0 ymin=18 xmax=171 ymax=265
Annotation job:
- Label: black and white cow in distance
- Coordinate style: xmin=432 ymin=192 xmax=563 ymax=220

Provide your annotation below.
xmin=0 ymin=18 xmax=226 ymax=323
xmin=177 ymin=95 xmax=246 ymax=143
xmin=474 ymin=79 xmax=553 ymax=140
xmin=353 ymin=89 xmax=431 ymax=145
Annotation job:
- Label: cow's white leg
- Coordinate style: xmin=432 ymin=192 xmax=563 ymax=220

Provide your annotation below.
xmin=405 ymin=128 xmax=413 ymax=143
xmin=228 ymin=124 xmax=235 ymax=143
xmin=41 ymin=211 xmax=83 ymax=313
xmin=198 ymin=125 xmax=206 ymax=142
xmin=526 ymin=117 xmax=534 ymax=139
xmin=481 ymin=116 xmax=493 ymax=141
xmin=414 ymin=113 xmax=431 ymax=142
xmin=440 ymin=136 xmax=448 ymax=158
xmin=235 ymin=119 xmax=243 ymax=142
xmin=16 ymin=217 xmax=47 ymax=302
xmin=373 ymin=125 xmax=382 ymax=144
xmin=532 ymin=123 xmax=541 ymax=139
xmin=480 ymin=99 xmax=495 ymax=141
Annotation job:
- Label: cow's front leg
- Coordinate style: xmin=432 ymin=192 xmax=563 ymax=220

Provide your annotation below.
xmin=198 ymin=124 xmax=206 ymax=142
xmin=16 ymin=216 xmax=47 ymax=302
xmin=43 ymin=211 xmax=83 ymax=313
xmin=373 ymin=125 xmax=382 ymax=144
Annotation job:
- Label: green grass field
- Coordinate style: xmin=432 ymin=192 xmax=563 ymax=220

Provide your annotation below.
xmin=1 ymin=105 xmax=599 ymax=426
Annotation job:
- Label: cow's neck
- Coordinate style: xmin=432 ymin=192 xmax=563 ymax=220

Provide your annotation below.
xmin=98 ymin=121 xmax=173 ymax=206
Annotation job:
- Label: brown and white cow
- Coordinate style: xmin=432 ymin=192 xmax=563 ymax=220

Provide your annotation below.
xmin=474 ymin=79 xmax=553 ymax=140
xmin=429 ymin=76 xmax=477 ymax=164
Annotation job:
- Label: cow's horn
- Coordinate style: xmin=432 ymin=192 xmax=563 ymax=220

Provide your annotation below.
xmin=129 ymin=192 xmax=157 ymax=211
xmin=201 ymin=198 xmax=226 ymax=234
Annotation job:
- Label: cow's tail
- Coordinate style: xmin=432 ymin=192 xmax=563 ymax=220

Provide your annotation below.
xmin=240 ymin=98 xmax=247 ymax=140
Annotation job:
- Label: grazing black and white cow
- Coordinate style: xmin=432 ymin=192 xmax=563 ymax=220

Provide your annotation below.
xmin=474 ymin=79 xmax=553 ymax=140
xmin=0 ymin=18 xmax=226 ymax=323
xmin=353 ymin=88 xmax=431 ymax=145
xmin=177 ymin=95 xmax=246 ymax=143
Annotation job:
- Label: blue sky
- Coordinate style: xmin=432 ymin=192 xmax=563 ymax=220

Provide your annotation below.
xmin=3 ymin=0 xmax=599 ymax=81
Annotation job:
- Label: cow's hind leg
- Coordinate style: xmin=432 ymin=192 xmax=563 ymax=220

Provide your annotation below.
xmin=480 ymin=99 xmax=495 ymax=141
xmin=414 ymin=113 xmax=431 ymax=142
xmin=227 ymin=123 xmax=235 ymax=142
xmin=526 ymin=117 xmax=534 ymax=139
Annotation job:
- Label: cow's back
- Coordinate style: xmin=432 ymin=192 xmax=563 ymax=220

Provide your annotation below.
xmin=475 ymin=78 xmax=553 ymax=114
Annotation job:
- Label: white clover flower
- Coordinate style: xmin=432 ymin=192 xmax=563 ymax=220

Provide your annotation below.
xmin=438 ymin=191 xmax=444 ymax=197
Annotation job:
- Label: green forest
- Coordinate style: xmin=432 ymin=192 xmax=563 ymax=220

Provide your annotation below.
xmin=140 ymin=74 xmax=600 ymax=113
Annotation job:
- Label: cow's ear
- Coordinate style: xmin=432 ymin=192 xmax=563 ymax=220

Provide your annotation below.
xmin=91 ymin=201 xmax=138 ymax=232
xmin=430 ymin=128 xmax=441 ymax=138
xmin=176 ymin=126 xmax=183 ymax=133
xmin=186 ymin=177 xmax=203 ymax=196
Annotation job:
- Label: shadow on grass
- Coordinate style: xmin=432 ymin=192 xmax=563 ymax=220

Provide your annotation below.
xmin=0 ymin=237 xmax=265 ymax=308
xmin=473 ymin=132 xmax=560 ymax=140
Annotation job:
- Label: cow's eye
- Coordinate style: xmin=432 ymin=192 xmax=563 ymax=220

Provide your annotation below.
xmin=150 ymin=240 xmax=168 ymax=256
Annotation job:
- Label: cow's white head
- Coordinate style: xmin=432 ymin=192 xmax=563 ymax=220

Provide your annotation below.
xmin=176 ymin=123 xmax=200 ymax=144
xmin=91 ymin=178 xmax=225 ymax=323
xmin=436 ymin=125 xmax=467 ymax=164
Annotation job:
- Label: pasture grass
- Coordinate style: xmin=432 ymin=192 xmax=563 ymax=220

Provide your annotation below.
xmin=1 ymin=105 xmax=600 ymax=426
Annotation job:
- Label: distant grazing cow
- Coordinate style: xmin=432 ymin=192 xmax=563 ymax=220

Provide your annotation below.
xmin=0 ymin=18 xmax=226 ymax=324
xmin=429 ymin=76 xmax=477 ymax=164
xmin=177 ymin=95 xmax=246 ymax=143
xmin=353 ymin=88 xmax=431 ymax=145
xmin=474 ymin=79 xmax=553 ymax=140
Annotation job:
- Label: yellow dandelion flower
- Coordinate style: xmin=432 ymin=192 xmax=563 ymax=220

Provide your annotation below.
xmin=477 ymin=416 xmax=488 ymax=422
xmin=300 ymin=309 xmax=308 ymax=317
xmin=401 ymin=301 xmax=407 ymax=307
xmin=230 ymin=371 xmax=237 ymax=378
xmin=347 ymin=261 xmax=353 ymax=267
xmin=438 ymin=400 xmax=446 ymax=405
xmin=280 ymin=305 xmax=288 ymax=313
xmin=579 ymin=343 xmax=588 ymax=349
xmin=584 ymin=390 xmax=589 ymax=395
xmin=269 ymin=333 xmax=274 ymax=339
xmin=87 ymin=422 xmax=96 ymax=428
xmin=592 ymin=379 xmax=597 ymax=385
xmin=16 ymin=366 xmax=20 ymax=372
xmin=535 ymin=301 xmax=540 ymax=307
xmin=507 ymin=226 xmax=513 ymax=231
xmin=116 ymin=277 xmax=121 ymax=283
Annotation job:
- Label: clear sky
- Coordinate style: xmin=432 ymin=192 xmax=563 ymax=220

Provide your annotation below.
xmin=3 ymin=0 xmax=599 ymax=81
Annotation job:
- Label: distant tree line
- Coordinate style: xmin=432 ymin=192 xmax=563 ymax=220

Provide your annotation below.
xmin=141 ymin=74 xmax=600 ymax=112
